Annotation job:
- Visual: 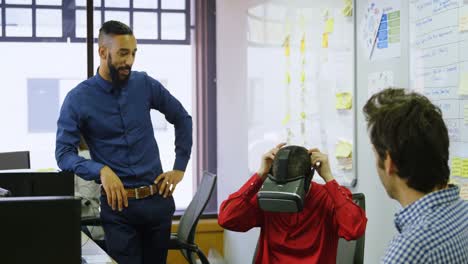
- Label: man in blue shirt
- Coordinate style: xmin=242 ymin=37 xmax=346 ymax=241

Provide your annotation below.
xmin=56 ymin=20 xmax=192 ymax=264
xmin=363 ymin=88 xmax=467 ymax=263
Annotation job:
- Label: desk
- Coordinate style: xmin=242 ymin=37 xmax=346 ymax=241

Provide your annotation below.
xmin=81 ymin=232 xmax=116 ymax=264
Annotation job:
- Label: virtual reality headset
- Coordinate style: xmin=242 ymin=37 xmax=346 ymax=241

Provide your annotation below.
xmin=257 ymin=145 xmax=314 ymax=213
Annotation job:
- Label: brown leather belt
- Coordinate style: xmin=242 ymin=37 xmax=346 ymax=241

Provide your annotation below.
xmin=101 ymin=184 xmax=160 ymax=199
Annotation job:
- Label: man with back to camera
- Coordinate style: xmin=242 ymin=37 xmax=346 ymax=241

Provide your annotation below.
xmin=218 ymin=143 xmax=367 ymax=263
xmin=363 ymin=88 xmax=468 ymax=263
xmin=55 ymin=20 xmax=192 ymax=264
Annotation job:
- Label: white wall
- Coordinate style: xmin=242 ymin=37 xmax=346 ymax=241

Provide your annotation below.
xmin=216 ymin=0 xmax=399 ymax=263
xmin=217 ymin=0 xmax=262 ymax=263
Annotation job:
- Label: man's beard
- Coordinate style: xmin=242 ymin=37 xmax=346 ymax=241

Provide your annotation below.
xmin=108 ymin=53 xmax=131 ymax=89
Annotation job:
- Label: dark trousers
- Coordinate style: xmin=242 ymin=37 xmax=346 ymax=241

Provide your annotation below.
xmin=99 ymin=194 xmax=175 ymax=264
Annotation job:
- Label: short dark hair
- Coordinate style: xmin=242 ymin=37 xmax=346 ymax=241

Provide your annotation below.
xmin=363 ymin=88 xmax=449 ymax=193
xmin=98 ymin=20 xmax=133 ymax=44
xmin=272 ymin=146 xmax=311 ymax=181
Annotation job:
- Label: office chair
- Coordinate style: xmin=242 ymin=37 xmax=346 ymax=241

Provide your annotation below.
xmin=0 ymin=151 xmax=30 ymax=170
xmin=251 ymin=193 xmax=366 ymax=264
xmin=168 ymin=171 xmax=217 ymax=264
xmin=336 ymin=193 xmax=366 ymax=264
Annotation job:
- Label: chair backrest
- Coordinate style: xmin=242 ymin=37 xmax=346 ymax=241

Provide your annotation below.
xmin=251 ymin=192 xmax=366 ymax=264
xmin=336 ymin=193 xmax=366 ymax=264
xmin=178 ymin=171 xmax=217 ymax=261
xmin=0 ymin=151 xmax=30 ymax=170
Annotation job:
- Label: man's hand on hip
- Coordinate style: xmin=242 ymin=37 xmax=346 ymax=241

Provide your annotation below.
xmin=100 ymin=165 xmax=128 ymax=211
xmin=155 ymin=170 xmax=184 ymax=198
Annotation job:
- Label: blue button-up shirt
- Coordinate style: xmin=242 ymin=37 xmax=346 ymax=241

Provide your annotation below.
xmin=55 ymin=71 xmax=192 ymax=188
xmin=382 ymin=185 xmax=468 ymax=263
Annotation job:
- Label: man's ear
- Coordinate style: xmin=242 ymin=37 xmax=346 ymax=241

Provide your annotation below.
xmin=384 ymin=151 xmax=397 ymax=176
xmin=98 ymin=46 xmax=107 ymax=60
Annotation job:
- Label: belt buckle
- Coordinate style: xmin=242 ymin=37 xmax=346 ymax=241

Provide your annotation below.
xmin=134 ymin=186 xmax=147 ymax=199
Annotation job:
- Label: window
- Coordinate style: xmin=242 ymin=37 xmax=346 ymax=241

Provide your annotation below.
xmin=73 ymin=0 xmax=190 ymax=44
xmin=0 ymin=0 xmax=65 ymax=41
xmin=0 ymin=0 xmax=209 ymax=212
xmin=0 ymin=0 xmax=191 ymax=44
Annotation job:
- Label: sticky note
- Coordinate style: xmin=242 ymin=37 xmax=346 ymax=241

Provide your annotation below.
xmin=325 ymin=18 xmax=334 ymax=33
xmin=336 ymin=92 xmax=353 ymax=110
xmin=283 ymin=35 xmax=290 ymax=57
xmin=342 ymin=5 xmax=353 ymax=17
xmin=300 ymin=112 xmax=306 ymax=120
xmin=300 ymin=71 xmax=306 ymax=83
xmin=462 ymin=158 xmax=468 ymax=178
xmin=451 ymin=157 xmax=462 ymax=176
xmin=460 ymin=15 xmax=468 ymax=31
xmin=335 ymin=141 xmax=352 ymax=158
xmin=300 ymin=34 xmax=306 ymax=53
xmin=460 ymin=183 xmax=468 ymax=200
xmin=458 ymin=72 xmax=468 ymax=95
xmin=322 ymin=33 xmax=329 ymax=48
xmin=282 ymin=113 xmax=291 ymax=125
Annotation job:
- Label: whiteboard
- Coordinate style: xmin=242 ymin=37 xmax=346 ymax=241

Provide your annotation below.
xmin=246 ymin=0 xmax=356 ymax=186
xmin=409 ymin=0 xmax=468 ymax=189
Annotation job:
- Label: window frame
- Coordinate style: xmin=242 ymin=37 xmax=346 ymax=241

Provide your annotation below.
xmin=0 ymin=0 xmax=191 ymax=45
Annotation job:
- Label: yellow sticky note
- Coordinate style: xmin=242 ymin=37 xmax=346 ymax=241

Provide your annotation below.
xmin=458 ymin=72 xmax=468 ymax=95
xmin=325 ymin=18 xmax=334 ymax=33
xmin=300 ymin=71 xmax=306 ymax=83
xmin=462 ymin=159 xmax=468 ymax=178
xmin=460 ymin=183 xmax=468 ymax=200
xmin=336 ymin=92 xmax=353 ymax=110
xmin=300 ymin=34 xmax=306 ymax=53
xmin=342 ymin=0 xmax=353 ymax=16
xmin=460 ymin=15 xmax=468 ymax=31
xmin=282 ymin=113 xmax=291 ymax=125
xmin=283 ymin=35 xmax=290 ymax=57
xmin=452 ymin=157 xmax=463 ymax=176
xmin=336 ymin=141 xmax=352 ymax=158
xmin=342 ymin=5 xmax=353 ymax=17
xmin=300 ymin=112 xmax=306 ymax=120
xmin=322 ymin=33 xmax=329 ymax=48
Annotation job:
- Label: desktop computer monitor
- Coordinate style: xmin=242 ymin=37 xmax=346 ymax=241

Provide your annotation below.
xmin=0 ymin=196 xmax=81 ymax=264
xmin=0 ymin=171 xmax=74 ymax=197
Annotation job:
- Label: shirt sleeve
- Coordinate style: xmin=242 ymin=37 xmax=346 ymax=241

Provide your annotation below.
xmin=218 ymin=174 xmax=265 ymax=232
xmin=55 ymin=91 xmax=104 ymax=181
xmin=147 ymin=75 xmax=193 ymax=172
xmin=323 ymin=180 xmax=368 ymax=240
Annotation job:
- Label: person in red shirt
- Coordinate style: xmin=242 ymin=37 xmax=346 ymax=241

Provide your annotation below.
xmin=218 ymin=143 xmax=367 ymax=264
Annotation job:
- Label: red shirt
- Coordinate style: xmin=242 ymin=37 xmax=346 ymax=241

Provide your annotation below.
xmin=218 ymin=174 xmax=367 ymax=264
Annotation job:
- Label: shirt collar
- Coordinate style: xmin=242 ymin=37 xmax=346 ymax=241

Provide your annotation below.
xmin=94 ymin=68 xmax=113 ymax=93
xmin=394 ymin=184 xmax=460 ymax=233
